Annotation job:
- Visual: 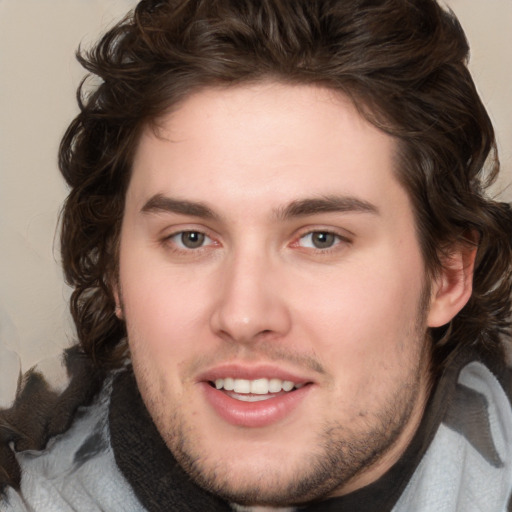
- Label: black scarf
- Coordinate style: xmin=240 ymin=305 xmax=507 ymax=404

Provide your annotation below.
xmin=110 ymin=349 xmax=493 ymax=511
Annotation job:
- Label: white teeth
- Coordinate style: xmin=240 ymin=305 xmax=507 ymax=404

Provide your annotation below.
xmin=223 ymin=377 xmax=235 ymax=391
xmin=231 ymin=393 xmax=273 ymax=402
xmin=251 ymin=378 xmax=269 ymax=395
xmin=234 ymin=379 xmax=251 ymax=393
xmin=268 ymin=378 xmax=282 ymax=393
xmin=282 ymin=380 xmax=294 ymax=392
xmin=213 ymin=377 xmax=301 ymax=394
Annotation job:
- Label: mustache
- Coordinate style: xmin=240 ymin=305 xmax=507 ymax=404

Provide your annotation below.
xmin=182 ymin=341 xmax=327 ymax=377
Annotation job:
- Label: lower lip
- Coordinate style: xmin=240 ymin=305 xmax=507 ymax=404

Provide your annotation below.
xmin=200 ymin=383 xmax=312 ymax=428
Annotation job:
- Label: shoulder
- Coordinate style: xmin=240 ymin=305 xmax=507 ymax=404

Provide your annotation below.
xmin=0 ymin=349 xmax=146 ymax=512
xmin=396 ymin=351 xmax=512 ymax=512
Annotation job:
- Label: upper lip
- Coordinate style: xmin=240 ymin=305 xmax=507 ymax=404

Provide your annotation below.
xmin=196 ymin=363 xmax=315 ymax=385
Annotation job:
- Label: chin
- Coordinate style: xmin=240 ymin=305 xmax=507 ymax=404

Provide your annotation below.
xmin=160 ymin=420 xmax=389 ymax=507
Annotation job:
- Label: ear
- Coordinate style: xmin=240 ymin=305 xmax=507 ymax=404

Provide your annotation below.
xmin=112 ymin=283 xmax=124 ymax=320
xmin=427 ymin=241 xmax=477 ymax=328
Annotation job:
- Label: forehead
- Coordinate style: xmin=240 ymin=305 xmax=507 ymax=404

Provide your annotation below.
xmin=128 ymin=82 xmax=405 ymax=217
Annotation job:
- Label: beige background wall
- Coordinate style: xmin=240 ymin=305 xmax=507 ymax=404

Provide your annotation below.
xmin=1 ymin=0 xmax=511 ymax=405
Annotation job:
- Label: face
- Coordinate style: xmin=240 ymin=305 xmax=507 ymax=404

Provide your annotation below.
xmin=117 ymin=83 xmax=434 ymax=506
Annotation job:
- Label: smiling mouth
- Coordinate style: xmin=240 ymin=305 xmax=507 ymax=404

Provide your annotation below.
xmin=209 ymin=377 xmax=306 ymax=402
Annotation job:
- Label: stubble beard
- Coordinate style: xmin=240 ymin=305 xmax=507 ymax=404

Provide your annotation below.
xmin=128 ymin=287 xmax=432 ymax=507
xmin=156 ymin=359 xmax=425 ymax=507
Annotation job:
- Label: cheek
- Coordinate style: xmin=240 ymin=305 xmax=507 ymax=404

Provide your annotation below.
xmin=293 ymin=251 xmax=426 ymax=369
xmin=119 ymin=254 xmax=214 ymax=359
xmin=300 ymin=266 xmax=420 ymax=330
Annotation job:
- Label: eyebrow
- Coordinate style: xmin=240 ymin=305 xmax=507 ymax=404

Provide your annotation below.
xmin=141 ymin=193 xmax=379 ymax=221
xmin=275 ymin=195 xmax=379 ymax=220
xmin=141 ymin=194 xmax=218 ymax=219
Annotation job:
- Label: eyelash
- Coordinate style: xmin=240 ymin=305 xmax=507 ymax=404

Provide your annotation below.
xmin=163 ymin=230 xmax=217 ymax=253
xmin=161 ymin=228 xmax=351 ymax=255
xmin=293 ymin=229 xmax=351 ymax=253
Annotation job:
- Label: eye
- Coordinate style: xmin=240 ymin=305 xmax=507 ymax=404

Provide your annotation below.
xmin=168 ymin=231 xmax=213 ymax=250
xmin=297 ymin=231 xmax=343 ymax=250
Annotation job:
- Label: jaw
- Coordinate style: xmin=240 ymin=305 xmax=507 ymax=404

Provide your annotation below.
xmin=141 ymin=365 xmax=429 ymax=507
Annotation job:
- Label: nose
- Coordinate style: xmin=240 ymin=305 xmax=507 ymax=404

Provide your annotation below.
xmin=209 ymin=249 xmax=292 ymax=344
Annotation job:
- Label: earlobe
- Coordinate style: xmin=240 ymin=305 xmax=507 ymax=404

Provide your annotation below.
xmin=427 ymin=242 xmax=477 ymax=328
xmin=112 ymin=285 xmax=124 ymax=320
xmin=115 ymin=303 xmax=124 ymax=320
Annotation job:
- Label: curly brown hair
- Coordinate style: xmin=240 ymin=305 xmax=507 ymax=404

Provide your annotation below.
xmin=59 ymin=0 xmax=512 ymax=371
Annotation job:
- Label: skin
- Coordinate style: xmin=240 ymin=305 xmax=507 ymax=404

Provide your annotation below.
xmin=116 ymin=83 xmax=472 ymax=507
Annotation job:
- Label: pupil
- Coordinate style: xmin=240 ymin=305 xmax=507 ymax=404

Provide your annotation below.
xmin=182 ymin=232 xmax=205 ymax=248
xmin=313 ymin=232 xmax=334 ymax=249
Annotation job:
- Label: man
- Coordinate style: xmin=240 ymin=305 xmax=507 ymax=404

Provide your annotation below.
xmin=1 ymin=0 xmax=512 ymax=510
